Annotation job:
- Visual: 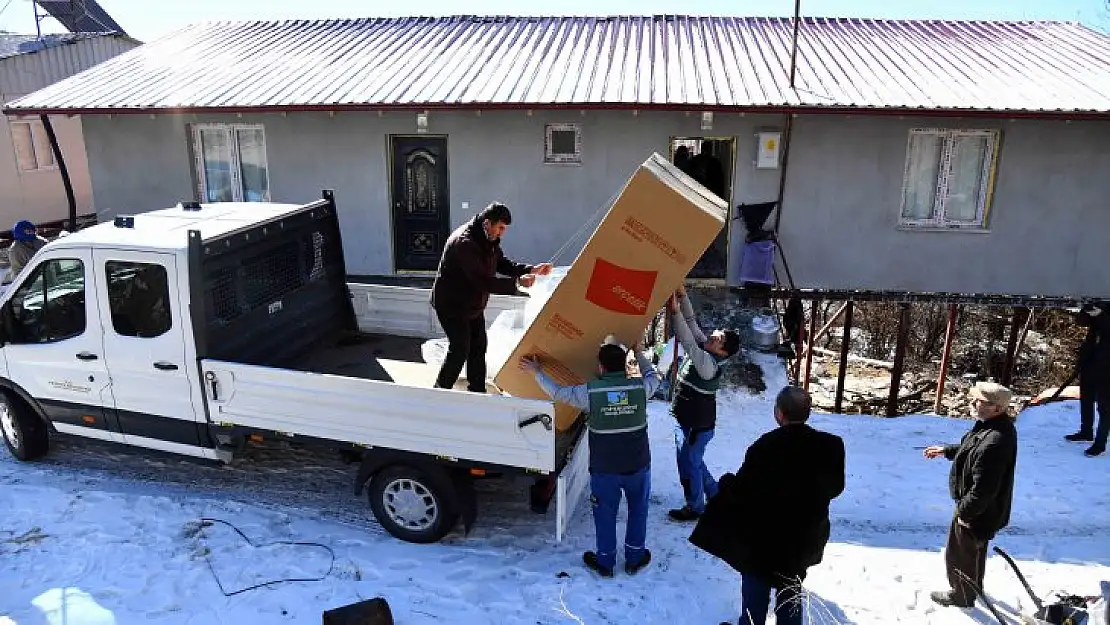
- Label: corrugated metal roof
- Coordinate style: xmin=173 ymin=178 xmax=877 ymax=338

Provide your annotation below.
xmin=0 ymin=32 xmax=120 ymax=60
xmin=1 ymin=34 xmax=140 ymax=102
xmin=6 ymin=16 xmax=1110 ymax=115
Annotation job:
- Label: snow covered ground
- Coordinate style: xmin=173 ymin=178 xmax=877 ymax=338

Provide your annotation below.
xmin=2 ymin=353 xmax=1108 ymax=624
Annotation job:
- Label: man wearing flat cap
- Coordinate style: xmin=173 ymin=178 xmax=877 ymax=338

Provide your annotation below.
xmin=923 ymin=381 xmax=1018 ymax=609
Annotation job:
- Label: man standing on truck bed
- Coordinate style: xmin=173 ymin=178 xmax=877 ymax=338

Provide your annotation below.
xmin=667 ymin=285 xmax=742 ymax=522
xmin=521 ymin=336 xmax=662 ymax=577
xmin=431 ymin=202 xmax=552 ymax=392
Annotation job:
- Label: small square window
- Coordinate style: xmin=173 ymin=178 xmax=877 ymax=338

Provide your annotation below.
xmin=544 ymin=123 xmax=581 ymax=165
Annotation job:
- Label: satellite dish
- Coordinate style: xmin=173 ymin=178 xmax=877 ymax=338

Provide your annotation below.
xmin=34 ymin=0 xmax=126 ymax=35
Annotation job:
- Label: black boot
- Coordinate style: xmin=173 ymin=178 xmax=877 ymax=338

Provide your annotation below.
xmin=1084 ymin=443 xmax=1106 ymax=457
xmin=625 ymin=549 xmax=652 ymax=575
xmin=583 ymin=551 xmax=613 ymax=578
xmin=667 ymin=505 xmax=701 ymax=522
xmin=1066 ymin=430 xmax=1094 ymax=442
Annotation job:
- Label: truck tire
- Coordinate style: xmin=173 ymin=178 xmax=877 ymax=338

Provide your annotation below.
xmin=0 ymin=392 xmax=48 ymax=461
xmin=367 ymin=464 xmax=459 ymax=544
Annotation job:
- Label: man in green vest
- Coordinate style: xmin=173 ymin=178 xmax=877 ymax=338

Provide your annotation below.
xmin=520 ymin=337 xmax=662 ymax=577
xmin=667 ymin=285 xmax=742 ymax=522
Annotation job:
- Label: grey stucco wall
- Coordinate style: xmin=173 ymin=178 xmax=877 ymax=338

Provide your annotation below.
xmin=777 ymin=115 xmax=1110 ymax=298
xmin=82 ymin=109 xmax=1110 ymax=298
xmin=81 ymin=110 xmax=784 ymax=280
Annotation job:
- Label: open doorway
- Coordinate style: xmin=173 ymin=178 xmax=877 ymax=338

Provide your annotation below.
xmin=669 ymin=137 xmax=735 ymax=280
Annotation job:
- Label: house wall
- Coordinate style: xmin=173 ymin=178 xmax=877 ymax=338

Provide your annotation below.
xmin=777 ymin=115 xmax=1110 ymax=298
xmin=81 ymin=110 xmax=785 ymax=279
xmin=0 ymin=35 xmax=138 ymax=229
xmin=80 ymin=109 xmax=1110 ymax=299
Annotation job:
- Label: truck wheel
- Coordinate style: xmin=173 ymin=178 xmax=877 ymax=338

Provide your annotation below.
xmin=367 ymin=465 xmax=459 ymax=544
xmin=0 ymin=392 xmax=48 ymax=461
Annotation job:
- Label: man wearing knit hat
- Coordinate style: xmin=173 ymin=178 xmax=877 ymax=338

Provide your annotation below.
xmin=5 ymin=220 xmax=47 ymax=284
xmin=923 ymin=381 xmax=1018 ymax=609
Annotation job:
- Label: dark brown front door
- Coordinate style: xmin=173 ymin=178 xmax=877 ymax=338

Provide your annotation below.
xmin=390 ymin=135 xmax=450 ymax=272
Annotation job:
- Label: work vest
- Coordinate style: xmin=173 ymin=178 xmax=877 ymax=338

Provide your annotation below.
xmin=671 ymin=349 xmax=725 ymax=431
xmin=586 ymin=372 xmax=650 ymax=474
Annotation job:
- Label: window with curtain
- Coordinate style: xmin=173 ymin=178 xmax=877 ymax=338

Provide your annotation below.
xmin=899 ymin=128 xmax=1000 ymax=229
xmin=190 ymin=124 xmax=270 ymax=203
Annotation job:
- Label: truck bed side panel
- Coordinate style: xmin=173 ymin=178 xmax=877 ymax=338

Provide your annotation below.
xmin=201 ymin=359 xmax=557 ymax=473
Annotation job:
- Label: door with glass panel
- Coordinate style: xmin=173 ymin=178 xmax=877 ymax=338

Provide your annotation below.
xmin=191 ymin=124 xmax=270 ymax=203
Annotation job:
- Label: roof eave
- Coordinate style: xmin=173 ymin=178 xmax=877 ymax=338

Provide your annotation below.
xmin=6 ymin=102 xmax=1110 ymax=121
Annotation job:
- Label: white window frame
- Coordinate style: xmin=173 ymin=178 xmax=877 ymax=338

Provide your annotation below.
xmin=190 ymin=123 xmax=271 ymax=202
xmin=544 ymin=123 xmax=582 ymax=165
xmin=10 ymin=120 xmax=57 ymax=172
xmin=898 ymin=128 xmax=1000 ymax=230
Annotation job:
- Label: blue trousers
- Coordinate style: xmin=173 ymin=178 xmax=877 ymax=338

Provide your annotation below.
xmin=674 ymin=425 xmax=718 ymax=513
xmin=740 ymin=573 xmax=802 ymax=625
xmin=589 ymin=466 xmax=650 ymax=570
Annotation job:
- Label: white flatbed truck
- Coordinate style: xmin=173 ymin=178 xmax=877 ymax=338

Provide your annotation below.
xmin=0 ymin=192 xmax=591 ymax=544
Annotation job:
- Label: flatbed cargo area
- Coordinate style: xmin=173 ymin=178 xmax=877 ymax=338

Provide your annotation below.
xmin=288 ymin=332 xmax=500 ymax=393
xmin=287 ymin=331 xmax=585 ymax=473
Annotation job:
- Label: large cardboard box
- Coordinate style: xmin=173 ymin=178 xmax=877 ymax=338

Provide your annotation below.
xmin=493 ymin=153 xmax=728 ymax=431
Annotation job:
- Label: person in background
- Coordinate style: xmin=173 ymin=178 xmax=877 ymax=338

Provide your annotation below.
xmin=430 ymin=202 xmax=552 ymax=392
xmin=673 ymin=145 xmax=693 ymax=176
xmin=5 ymin=220 xmax=47 ymax=283
xmin=687 ymin=140 xmax=726 ymax=199
xmin=520 ymin=337 xmax=662 ymax=577
xmin=689 ymin=386 xmax=845 ymax=625
xmin=924 ymin=381 xmax=1018 ymax=609
xmin=1066 ymin=301 xmax=1110 ymax=457
xmin=667 ymin=285 xmax=741 ymax=522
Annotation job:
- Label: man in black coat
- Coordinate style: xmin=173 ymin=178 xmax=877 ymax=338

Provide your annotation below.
xmin=430 ymin=202 xmax=552 ymax=392
xmin=1066 ymin=301 xmax=1110 ymax=457
xmin=689 ymin=386 xmax=845 ymax=625
xmin=924 ymin=381 xmax=1018 ymax=609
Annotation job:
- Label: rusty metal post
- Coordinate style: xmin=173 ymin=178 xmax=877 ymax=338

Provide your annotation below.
xmin=802 ymin=299 xmax=819 ymax=391
xmin=833 ymin=301 xmax=854 ymax=414
xmin=1002 ymin=307 xmax=1028 ymax=387
xmin=800 ymin=301 xmax=848 ymax=361
xmin=934 ymin=304 xmax=959 ymax=415
xmin=792 ymin=301 xmax=805 ymax=384
xmin=886 ymin=303 xmax=911 ymax=417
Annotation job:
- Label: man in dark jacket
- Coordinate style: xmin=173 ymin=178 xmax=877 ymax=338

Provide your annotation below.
xmin=5 ymin=219 xmax=48 ymax=284
xmin=430 ymin=202 xmax=551 ymax=392
xmin=667 ymin=285 xmax=741 ymax=521
xmin=521 ymin=337 xmax=662 ymax=577
xmin=689 ymin=386 xmax=845 ymax=625
xmin=924 ymin=381 xmax=1018 ymax=609
xmin=1066 ymin=302 xmax=1110 ymax=457
xmin=687 ymin=140 xmax=726 ymax=200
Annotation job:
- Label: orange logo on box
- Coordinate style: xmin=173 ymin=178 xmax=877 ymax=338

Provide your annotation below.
xmin=584 ymin=258 xmax=658 ymax=315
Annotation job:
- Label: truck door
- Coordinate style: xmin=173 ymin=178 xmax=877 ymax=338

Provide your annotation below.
xmin=0 ymin=250 xmax=119 ymax=441
xmin=93 ymin=250 xmax=203 ymax=448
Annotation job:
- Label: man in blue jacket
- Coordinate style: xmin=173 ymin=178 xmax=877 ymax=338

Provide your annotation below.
xmin=521 ymin=337 xmax=662 ymax=577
